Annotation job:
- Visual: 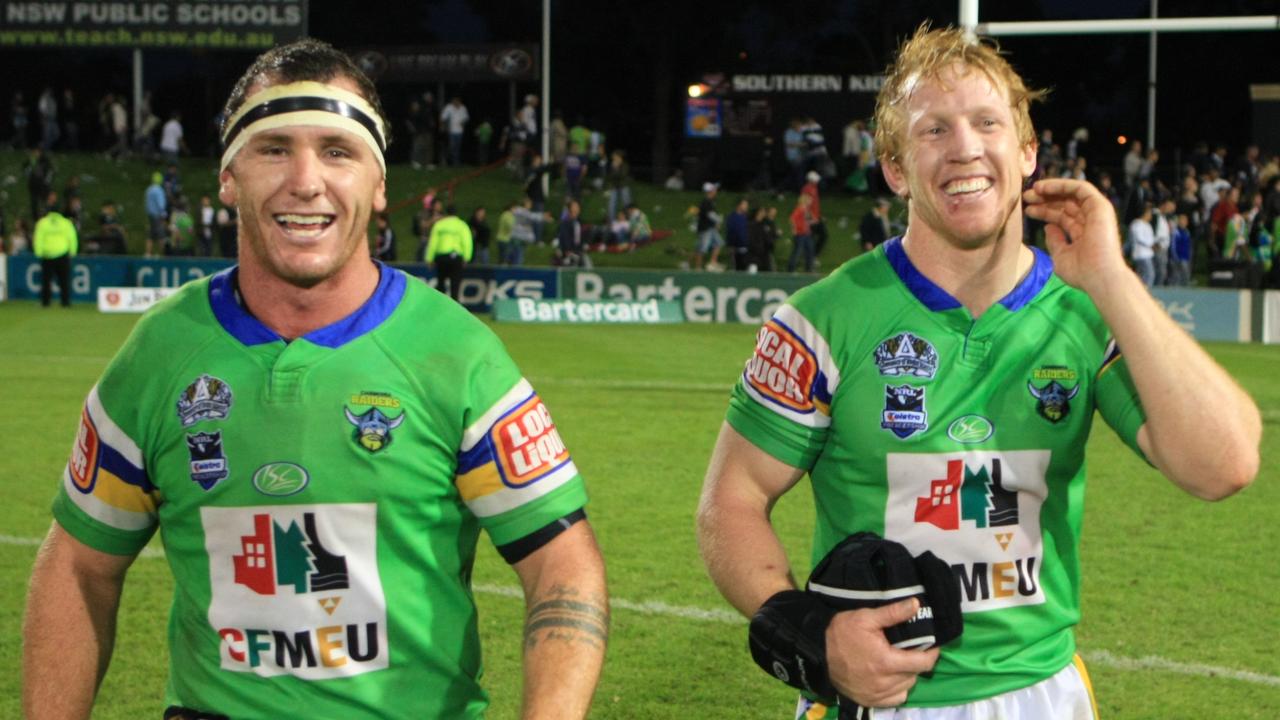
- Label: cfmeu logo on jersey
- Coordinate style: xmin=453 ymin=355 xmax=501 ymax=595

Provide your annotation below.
xmin=202 ymin=504 xmax=388 ymax=679
xmin=885 ymin=450 xmax=1050 ymax=612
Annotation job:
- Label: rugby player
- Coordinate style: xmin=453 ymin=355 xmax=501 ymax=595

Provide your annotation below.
xmin=697 ymin=25 xmax=1260 ymax=719
xmin=24 ymin=39 xmax=607 ymax=720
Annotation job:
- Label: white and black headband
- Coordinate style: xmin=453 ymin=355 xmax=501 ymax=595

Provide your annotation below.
xmin=220 ymin=80 xmax=387 ymax=174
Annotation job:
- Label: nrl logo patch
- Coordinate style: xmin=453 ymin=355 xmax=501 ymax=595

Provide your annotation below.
xmin=882 ymin=384 xmax=928 ymax=439
xmin=1027 ymin=380 xmax=1079 ymax=423
xmin=873 ymin=332 xmax=938 ymax=379
xmin=177 ymin=374 xmax=233 ymax=427
xmin=186 ymin=431 xmax=229 ymax=490
xmin=344 ymin=405 xmax=405 ymax=453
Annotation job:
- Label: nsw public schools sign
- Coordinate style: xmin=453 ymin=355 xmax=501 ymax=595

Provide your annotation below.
xmin=494 ymin=298 xmax=682 ymax=324
xmin=0 ymin=1 xmax=308 ymax=49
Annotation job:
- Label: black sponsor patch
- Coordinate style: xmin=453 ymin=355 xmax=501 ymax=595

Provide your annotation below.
xmin=186 ymin=430 xmax=229 ymax=490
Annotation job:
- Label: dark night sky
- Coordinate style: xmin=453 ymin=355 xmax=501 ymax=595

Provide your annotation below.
xmin=5 ymin=0 xmax=1277 ymax=175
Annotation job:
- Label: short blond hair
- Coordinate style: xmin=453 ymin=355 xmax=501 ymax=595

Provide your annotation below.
xmin=874 ymin=25 xmax=1045 ymax=164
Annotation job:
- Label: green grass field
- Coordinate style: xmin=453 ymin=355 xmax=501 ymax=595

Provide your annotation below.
xmin=1 ymin=302 xmax=1276 ymax=719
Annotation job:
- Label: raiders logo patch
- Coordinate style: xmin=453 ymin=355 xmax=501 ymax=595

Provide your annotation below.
xmin=1027 ymin=380 xmax=1079 ymax=423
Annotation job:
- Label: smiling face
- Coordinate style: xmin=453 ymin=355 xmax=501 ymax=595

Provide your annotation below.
xmin=881 ymin=65 xmax=1036 ymax=250
xmin=218 ymin=75 xmax=386 ymax=288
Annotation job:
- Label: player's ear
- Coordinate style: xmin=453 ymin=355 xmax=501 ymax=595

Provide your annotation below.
xmin=881 ymin=155 xmax=910 ymax=199
xmin=373 ymin=175 xmax=387 ymax=213
xmin=1021 ymin=140 xmax=1037 ymax=179
xmin=218 ymin=168 xmax=237 ymax=207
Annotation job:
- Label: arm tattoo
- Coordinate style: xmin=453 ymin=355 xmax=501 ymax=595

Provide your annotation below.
xmin=524 ymin=583 xmax=609 ymax=651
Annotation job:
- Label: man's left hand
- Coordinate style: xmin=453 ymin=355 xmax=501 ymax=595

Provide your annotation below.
xmin=1023 ymin=178 xmax=1127 ymax=294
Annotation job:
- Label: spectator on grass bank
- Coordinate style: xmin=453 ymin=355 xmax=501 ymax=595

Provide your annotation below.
xmin=494 ymin=201 xmax=516 ymax=265
xmin=1128 ymin=202 xmax=1156 ymax=287
xmin=551 ymin=110 xmax=569 ymax=164
xmin=749 ymin=205 xmax=779 ymax=272
xmin=90 ymin=200 xmax=127 ymax=255
xmin=726 ymin=197 xmax=751 ymax=271
xmin=61 ymin=89 xmax=79 ymax=151
xmin=197 ymin=195 xmax=216 ymax=257
xmin=414 ymin=195 xmax=444 ymax=262
xmin=144 ymin=171 xmax=167 ymax=257
xmin=1169 ymin=212 xmax=1193 ymax=286
xmin=860 ymin=197 xmax=892 ymax=252
xmin=1153 ymin=199 xmax=1175 ymax=286
xmin=606 ymin=150 xmax=632 ymax=220
xmin=608 ymin=210 xmax=632 ymax=251
xmin=25 ymin=148 xmax=54 ymax=221
xmin=8 ymin=217 xmax=32 ymax=255
xmin=440 ymin=96 xmax=469 ymax=167
xmin=1209 ymin=185 xmax=1240 ymax=259
xmin=373 ymin=212 xmax=397 ymax=262
xmin=563 ymin=143 xmax=586 ymax=200
xmin=405 ymin=96 xmax=434 ymax=170
xmin=787 ymin=192 xmax=816 ymax=273
xmin=159 ymin=111 xmax=188 ymax=163
xmin=664 ymin=168 xmax=685 ymax=191
xmin=626 ymin=204 xmax=652 ymax=248
xmin=555 ymin=199 xmax=590 ymax=268
xmin=690 ymin=182 xmax=726 ymax=271
xmin=517 ymin=94 xmax=539 ymax=148
xmin=215 ymin=202 xmax=237 ymax=258
xmin=426 ymin=205 xmax=473 ymax=302
xmin=508 ymin=197 xmax=549 ymax=266
xmin=801 ymin=170 xmax=828 ymax=258
xmin=38 ymin=86 xmax=59 ymax=151
xmin=469 ymin=206 xmax=491 ymax=265
xmin=167 ymin=197 xmax=195 ymax=256
xmin=33 ymin=191 xmax=77 ymax=307
xmin=106 ymin=93 xmax=129 ymax=160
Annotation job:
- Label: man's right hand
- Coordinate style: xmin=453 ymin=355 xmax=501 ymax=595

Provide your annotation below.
xmin=825 ymin=598 xmax=940 ymax=708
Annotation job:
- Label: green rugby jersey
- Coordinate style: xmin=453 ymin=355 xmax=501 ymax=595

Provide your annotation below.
xmin=727 ymin=237 xmax=1146 ymax=706
xmin=53 ymin=265 xmax=587 ymax=719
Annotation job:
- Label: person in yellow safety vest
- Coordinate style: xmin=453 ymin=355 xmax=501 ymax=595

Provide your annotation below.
xmin=33 ymin=189 xmax=77 ymax=307
xmin=426 ymin=205 xmax=473 ymax=302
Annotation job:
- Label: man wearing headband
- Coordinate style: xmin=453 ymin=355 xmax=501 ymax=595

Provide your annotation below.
xmin=699 ymin=26 xmax=1259 ymax=718
xmin=25 ymin=39 xmax=607 ymax=720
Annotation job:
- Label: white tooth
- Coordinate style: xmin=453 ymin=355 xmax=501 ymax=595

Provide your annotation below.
xmin=276 ymin=214 xmax=329 ymax=224
xmin=945 ymin=178 xmax=991 ymax=195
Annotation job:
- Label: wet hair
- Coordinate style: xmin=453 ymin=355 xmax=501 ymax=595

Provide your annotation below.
xmin=873 ymin=24 xmax=1045 ymax=165
xmin=221 ymin=38 xmax=392 ymax=148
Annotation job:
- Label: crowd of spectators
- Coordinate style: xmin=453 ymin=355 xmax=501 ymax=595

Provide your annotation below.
xmin=1030 ymin=129 xmax=1278 ymax=288
xmin=7 ymin=84 xmax=1276 ymax=289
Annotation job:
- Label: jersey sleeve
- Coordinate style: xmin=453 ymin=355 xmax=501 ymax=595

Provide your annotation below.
xmin=726 ymin=303 xmax=840 ymax=470
xmin=52 ymin=384 xmax=160 ymax=556
xmin=1095 ymin=338 xmax=1149 ymax=461
xmin=452 ymin=346 xmax=587 ymax=548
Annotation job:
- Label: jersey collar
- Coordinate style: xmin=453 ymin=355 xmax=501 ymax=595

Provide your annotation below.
xmin=883 ymin=236 xmax=1054 ymax=313
xmin=209 ymin=262 xmax=406 ymax=348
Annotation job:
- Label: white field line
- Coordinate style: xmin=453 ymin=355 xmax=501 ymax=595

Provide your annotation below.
xmin=527 ymin=376 xmax=732 ymax=392
xmin=3 ymin=535 xmax=1277 ymax=688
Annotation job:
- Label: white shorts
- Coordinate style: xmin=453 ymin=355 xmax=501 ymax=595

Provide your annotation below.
xmin=795 ymin=655 xmax=1098 ymax=720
